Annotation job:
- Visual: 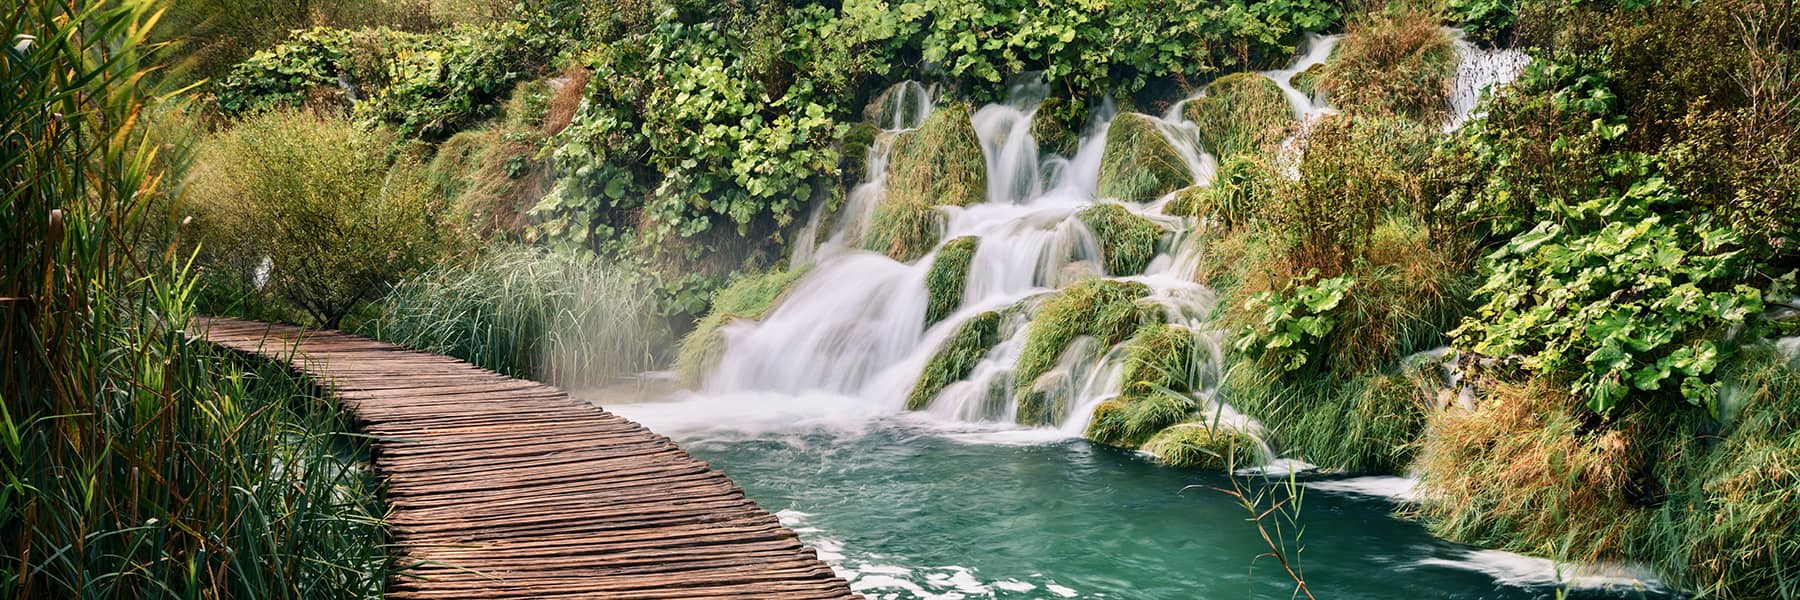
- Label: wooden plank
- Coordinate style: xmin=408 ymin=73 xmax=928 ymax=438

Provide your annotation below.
xmin=188 ymin=317 xmax=858 ymax=599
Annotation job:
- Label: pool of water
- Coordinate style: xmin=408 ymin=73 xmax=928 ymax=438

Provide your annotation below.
xmin=601 ymin=390 xmax=1677 ymax=600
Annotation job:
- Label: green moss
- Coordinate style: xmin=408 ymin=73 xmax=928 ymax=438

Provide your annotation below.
xmin=1096 ymin=112 xmax=1193 ymax=202
xmin=865 ymin=81 xmax=931 ymax=129
xmin=1014 ymin=280 xmax=1158 ymax=407
xmin=865 ymin=103 xmax=986 ymax=262
xmin=674 ymin=267 xmax=811 ymax=384
xmin=1016 ymin=373 xmax=1073 ymax=427
xmin=839 ymin=121 xmax=882 ymax=188
xmin=1292 ymin=62 xmax=1326 ymax=98
xmin=1143 ymin=422 xmax=1259 ymax=470
xmin=1076 ymin=203 xmax=1163 ymax=276
xmin=1182 ymin=73 xmax=1293 ymax=159
xmin=907 ymin=310 xmax=1005 ymax=411
xmin=1086 ymin=392 xmax=1198 ymax=448
xmin=926 ymin=236 xmax=980 ymax=326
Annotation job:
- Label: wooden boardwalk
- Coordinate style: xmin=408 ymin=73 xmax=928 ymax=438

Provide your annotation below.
xmin=193 ymin=317 xmax=858 ymax=599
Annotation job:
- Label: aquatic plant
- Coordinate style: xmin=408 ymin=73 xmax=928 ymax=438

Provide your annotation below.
xmin=1183 ymin=72 xmax=1293 ymax=158
xmin=1087 ymin=393 xmax=1199 ymax=449
xmin=1076 ymin=203 xmax=1164 ymax=276
xmin=1223 ymin=366 xmax=1431 ymax=473
xmin=1014 ymin=280 xmax=1159 ymax=404
xmin=866 ymin=104 xmax=986 ymax=262
xmin=674 ymin=266 xmax=813 ymax=384
xmin=1145 ymin=422 xmax=1258 ymax=470
xmin=907 ymin=311 xmax=1006 ymax=411
xmin=926 ymin=236 xmax=980 ymax=326
xmin=1096 ymin=112 xmax=1193 ymax=202
xmin=372 ymin=246 xmax=670 ymax=388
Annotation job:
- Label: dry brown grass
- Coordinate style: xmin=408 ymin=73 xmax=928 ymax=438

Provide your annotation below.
xmin=1413 ymin=378 xmax=1654 ymax=563
xmin=1318 ymin=5 xmax=1459 ymax=121
xmin=544 ymin=64 xmax=591 ymax=136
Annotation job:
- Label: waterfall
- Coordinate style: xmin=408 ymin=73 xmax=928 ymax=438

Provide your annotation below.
xmin=1446 ymin=31 xmax=1531 ymax=130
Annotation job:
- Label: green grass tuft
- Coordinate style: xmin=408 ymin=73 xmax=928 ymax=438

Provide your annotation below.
xmin=1184 ymin=72 xmax=1294 ymax=159
xmin=1096 ymin=112 xmax=1193 ymax=202
xmin=1317 ymin=6 xmax=1459 ymax=121
xmin=907 ymin=311 xmax=1005 ymax=411
xmin=1143 ymin=421 xmax=1260 ymax=470
xmin=866 ymin=103 xmax=986 ymax=262
xmin=1076 ymin=203 xmax=1164 ymax=276
xmin=926 ymin=236 xmax=980 ymax=326
xmin=1014 ymin=280 xmax=1160 ymax=410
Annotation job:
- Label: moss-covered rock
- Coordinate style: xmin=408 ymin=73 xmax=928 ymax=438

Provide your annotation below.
xmin=1031 ymin=96 xmax=1080 ymax=156
xmin=865 ymin=103 xmax=986 ymax=262
xmin=907 ymin=310 xmax=1004 ymax=411
xmin=1292 ymin=62 xmax=1326 ymax=98
xmin=1016 ymin=370 xmax=1073 ymax=427
xmin=1076 ymin=203 xmax=1163 ymax=276
xmin=926 ymin=236 xmax=979 ymax=326
xmin=1183 ymin=73 xmax=1294 ymax=159
xmin=1165 ymin=154 xmax=1278 ymax=224
xmin=838 ymin=121 xmax=882 ymax=187
xmin=865 ymin=81 xmax=932 ymax=129
xmin=1086 ymin=392 xmax=1198 ymax=448
xmin=1119 ymin=324 xmax=1199 ymax=396
xmin=674 ymin=267 xmax=811 ymax=384
xmin=1095 ymin=112 xmax=1192 ymax=202
xmin=1014 ymin=280 xmax=1159 ymax=405
xmin=1143 ymin=422 xmax=1259 ymax=470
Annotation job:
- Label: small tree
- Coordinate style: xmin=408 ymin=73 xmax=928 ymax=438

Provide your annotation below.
xmin=188 ymin=109 xmax=446 ymax=327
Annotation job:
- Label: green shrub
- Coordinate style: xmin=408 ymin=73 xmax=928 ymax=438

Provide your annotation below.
xmin=214 ymin=27 xmax=357 ymax=116
xmin=674 ymin=266 xmax=812 ymax=384
xmin=371 ymin=247 xmax=669 ymax=387
xmin=926 ymin=236 xmax=980 ymax=326
xmin=1316 ymin=6 xmax=1459 ymax=121
xmin=188 ymin=109 xmax=449 ymax=327
xmin=907 ymin=311 xmax=1006 ymax=411
xmin=1143 ymin=422 xmax=1259 ymax=470
xmin=1014 ymin=280 xmax=1159 ymax=401
xmin=1076 ymin=203 xmax=1163 ymax=276
xmin=1096 ymin=112 xmax=1193 ymax=202
xmin=865 ymin=103 xmax=986 ymax=262
xmin=1235 ymin=271 xmax=1354 ymax=374
xmin=1183 ymin=72 xmax=1293 ymax=158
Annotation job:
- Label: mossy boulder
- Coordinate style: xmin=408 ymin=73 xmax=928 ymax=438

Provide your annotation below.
xmin=1143 ymin=422 xmax=1259 ymax=470
xmin=1183 ymin=73 xmax=1293 ymax=159
xmin=1162 ymin=154 xmax=1276 ymax=225
xmin=1014 ymin=280 xmax=1159 ymax=405
xmin=1031 ymin=96 xmax=1080 ymax=156
xmin=865 ymin=81 xmax=932 ymax=129
xmin=1076 ymin=203 xmax=1162 ymax=276
xmin=865 ymin=103 xmax=986 ymax=262
xmin=1085 ymin=392 xmax=1199 ymax=448
xmin=925 ymin=236 xmax=979 ymax=326
xmin=1119 ymin=324 xmax=1199 ymax=396
xmin=907 ymin=311 xmax=1005 ymax=411
xmin=838 ymin=121 xmax=882 ymax=187
xmin=1292 ymin=62 xmax=1327 ymax=98
xmin=674 ymin=267 xmax=810 ymax=384
xmin=1095 ymin=112 xmax=1192 ymax=202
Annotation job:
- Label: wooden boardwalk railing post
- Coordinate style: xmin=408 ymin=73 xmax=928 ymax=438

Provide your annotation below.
xmin=191 ymin=317 xmax=859 ymax=599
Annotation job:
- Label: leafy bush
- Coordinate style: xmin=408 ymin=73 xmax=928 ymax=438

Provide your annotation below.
xmin=1076 ymin=203 xmax=1164 ymax=276
xmin=674 ymin=266 xmax=812 ymax=383
xmin=907 ymin=310 xmax=1005 ymax=411
xmin=187 ymin=109 xmax=449 ymax=327
xmin=925 ymin=236 xmax=980 ymax=326
xmin=371 ymin=247 xmax=670 ymax=387
xmin=1235 ymin=271 xmax=1353 ymax=374
xmin=215 ymin=27 xmax=358 ymax=115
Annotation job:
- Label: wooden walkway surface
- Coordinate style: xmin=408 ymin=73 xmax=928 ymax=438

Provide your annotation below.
xmin=193 ymin=317 xmax=858 ymax=599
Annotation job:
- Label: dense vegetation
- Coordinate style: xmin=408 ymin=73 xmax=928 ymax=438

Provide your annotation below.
xmin=27 ymin=0 xmax=1800 ymax=595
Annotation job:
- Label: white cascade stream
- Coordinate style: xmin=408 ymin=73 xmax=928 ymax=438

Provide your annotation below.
xmin=695 ymin=31 xmax=1529 ymax=463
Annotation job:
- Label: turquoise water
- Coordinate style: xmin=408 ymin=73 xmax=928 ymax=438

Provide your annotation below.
xmin=605 ymin=394 xmax=1677 ymax=600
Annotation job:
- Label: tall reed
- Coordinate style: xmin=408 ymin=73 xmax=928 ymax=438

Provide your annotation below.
xmin=3 ymin=1 xmax=387 ymax=596
xmin=368 ymin=246 xmax=670 ymax=388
